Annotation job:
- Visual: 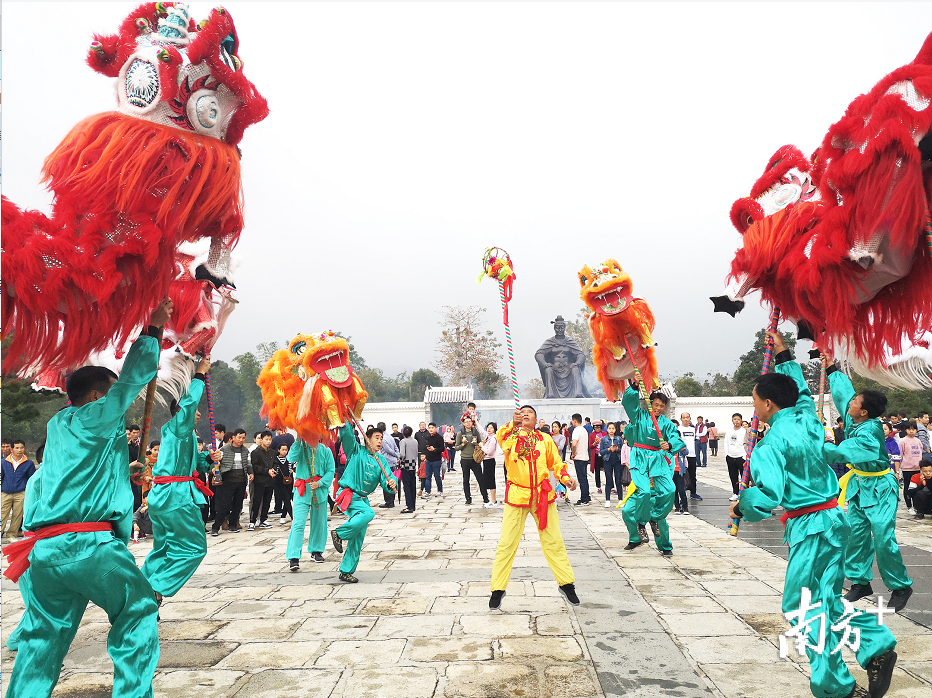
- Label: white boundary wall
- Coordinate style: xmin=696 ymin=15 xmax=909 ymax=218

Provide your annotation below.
xmin=359 ymin=395 xmax=837 ymax=431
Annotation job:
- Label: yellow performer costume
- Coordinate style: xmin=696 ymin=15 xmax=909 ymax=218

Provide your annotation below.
xmin=490 ymin=408 xmax=578 ymax=607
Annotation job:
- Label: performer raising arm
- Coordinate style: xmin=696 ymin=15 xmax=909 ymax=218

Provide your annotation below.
xmin=730 ymin=332 xmax=897 ymax=698
xmin=287 ymin=439 xmax=335 ymax=571
xmin=3 ymin=298 xmax=173 ymax=698
xmin=330 ymin=423 xmax=398 ymax=583
xmin=620 ymin=386 xmax=684 ymax=555
xmin=489 ymin=405 xmax=579 ymax=611
xmin=143 ymin=355 xmax=219 ymax=605
xmin=820 ymin=351 xmax=913 ymax=612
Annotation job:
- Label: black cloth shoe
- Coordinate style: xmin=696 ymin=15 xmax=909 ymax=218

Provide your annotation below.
xmin=866 ymin=649 xmax=896 ymax=698
xmin=844 ymin=582 xmax=874 ymax=603
xmin=845 ymin=686 xmax=870 ymax=698
xmin=889 ymin=586 xmax=912 ymax=613
xmin=624 ymin=541 xmax=643 ymax=550
xmin=489 ymin=590 xmax=506 ymax=610
xmin=401 ymin=509 xmax=414 ymax=514
xmin=559 ymin=584 xmax=580 ymax=606
xmin=210 ymin=530 xmax=220 ymax=537
xmin=660 ymin=549 xmax=673 ymax=557
xmin=465 ymin=499 xmax=472 ymax=505
xmin=339 ymin=572 xmax=358 ymax=583
xmin=311 ymin=552 xmax=325 ymax=563
xmin=289 ymin=558 xmax=300 ymax=572
xmin=637 ymin=524 xmax=649 ymax=543
xmin=377 ymin=503 xmax=394 ymax=508
xmin=649 ymin=520 xmax=661 ymax=539
xmin=228 ymin=527 xmax=242 ymax=533
xmin=331 ymin=529 xmax=344 ymax=554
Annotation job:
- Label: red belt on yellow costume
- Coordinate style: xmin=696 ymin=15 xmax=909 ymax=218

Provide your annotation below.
xmin=152 ymin=472 xmax=214 ymax=498
xmin=295 ymin=475 xmax=322 ymax=498
xmin=2 ymin=522 xmax=114 ymax=583
xmin=504 ymin=479 xmax=555 ymax=530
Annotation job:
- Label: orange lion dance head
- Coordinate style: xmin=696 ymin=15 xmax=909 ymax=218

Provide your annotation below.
xmin=579 ymin=259 xmax=658 ymax=401
xmin=257 ymin=332 xmax=368 ymax=446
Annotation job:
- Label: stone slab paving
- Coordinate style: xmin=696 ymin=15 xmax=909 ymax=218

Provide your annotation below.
xmin=1 ymin=456 xmax=930 ymax=697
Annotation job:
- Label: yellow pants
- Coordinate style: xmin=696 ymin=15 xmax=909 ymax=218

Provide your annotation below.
xmin=491 ymin=502 xmax=575 ymax=591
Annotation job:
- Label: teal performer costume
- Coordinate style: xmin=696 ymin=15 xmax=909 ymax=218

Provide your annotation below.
xmin=733 ymin=337 xmax=896 ymax=698
xmin=287 ymin=439 xmax=335 ymax=569
xmin=142 ymin=362 xmax=215 ymax=598
xmin=823 ymin=366 xmax=913 ymax=610
xmin=621 ymin=385 xmax=684 ymax=554
xmin=2 ymin=306 xmax=170 ymax=698
xmin=330 ymin=423 xmax=397 ymax=582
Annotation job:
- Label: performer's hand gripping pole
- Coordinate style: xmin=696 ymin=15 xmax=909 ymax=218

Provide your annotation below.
xmin=729 ymin=307 xmax=780 ymax=536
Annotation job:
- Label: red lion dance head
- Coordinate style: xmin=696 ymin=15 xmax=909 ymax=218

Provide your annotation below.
xmin=712 ymin=32 xmax=932 ymax=387
xmin=2 ymin=2 xmax=268 ymax=380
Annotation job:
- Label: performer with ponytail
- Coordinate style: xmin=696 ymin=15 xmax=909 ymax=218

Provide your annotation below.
xmin=820 ymin=352 xmax=913 ymax=612
xmin=143 ymin=356 xmax=219 ymax=604
xmin=2 ymin=298 xmax=173 ymax=698
xmin=729 ymin=332 xmax=897 ymax=698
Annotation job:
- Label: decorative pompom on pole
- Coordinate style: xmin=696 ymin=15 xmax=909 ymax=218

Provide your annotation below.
xmin=480 ymin=247 xmax=519 ymax=409
xmin=730 ymin=307 xmax=780 ymax=537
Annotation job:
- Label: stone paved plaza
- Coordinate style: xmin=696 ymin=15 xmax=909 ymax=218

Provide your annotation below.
xmin=2 ymin=455 xmax=931 ymax=698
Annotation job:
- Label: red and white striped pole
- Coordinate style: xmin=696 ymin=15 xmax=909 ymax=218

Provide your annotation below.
xmin=500 ymin=281 xmax=520 ymax=409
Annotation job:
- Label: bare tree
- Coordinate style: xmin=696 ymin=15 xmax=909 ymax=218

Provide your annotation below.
xmin=565 ymin=308 xmax=594 ymax=367
xmin=524 ymin=378 xmax=546 ymax=399
xmin=434 ymin=305 xmax=502 ymax=386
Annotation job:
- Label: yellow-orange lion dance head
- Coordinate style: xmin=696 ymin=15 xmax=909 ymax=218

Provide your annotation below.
xmin=257 ymin=331 xmax=368 ymax=445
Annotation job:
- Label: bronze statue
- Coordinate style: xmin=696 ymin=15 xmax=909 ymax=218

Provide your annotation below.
xmin=535 ymin=316 xmax=590 ymax=399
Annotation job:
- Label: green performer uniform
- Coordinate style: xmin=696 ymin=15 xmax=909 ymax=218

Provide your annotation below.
xmin=621 ymin=386 xmax=684 ymax=553
xmin=737 ymin=352 xmax=896 ymax=698
xmin=823 ymin=367 xmax=912 ymax=601
xmin=142 ymin=374 xmax=213 ymax=597
xmin=332 ymin=424 xmax=397 ymax=578
xmin=6 ymin=331 xmax=161 ymax=698
xmin=286 ymin=439 xmax=335 ymax=561
xmin=6 ymin=468 xmax=42 ymax=652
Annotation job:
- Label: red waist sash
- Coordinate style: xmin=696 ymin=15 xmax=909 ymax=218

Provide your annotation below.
xmin=780 ymin=498 xmax=839 ymax=526
xmin=633 ymin=442 xmax=671 ymax=463
xmin=295 ymin=475 xmax=322 ymax=498
xmin=153 ymin=472 xmax=214 ymax=498
xmin=2 ymin=522 xmax=114 ymax=583
xmin=506 ymin=479 xmax=555 ymax=530
xmin=334 ymin=487 xmax=354 ymax=512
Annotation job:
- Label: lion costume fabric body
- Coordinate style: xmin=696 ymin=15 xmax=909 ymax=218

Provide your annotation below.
xmin=258 ymin=333 xmax=369 ymax=447
xmin=1 ymin=2 xmax=267 ymax=379
xmin=713 ymin=32 xmax=932 ymax=387
xmin=579 ymin=260 xmax=658 ymax=401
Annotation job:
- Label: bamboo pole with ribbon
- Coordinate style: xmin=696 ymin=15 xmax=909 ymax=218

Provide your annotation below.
xmin=203 ymin=360 xmax=217 ymax=450
xmin=730 ymin=307 xmax=780 ymax=536
xmin=480 ymin=248 xmax=519 ymax=409
xmin=621 ymin=332 xmax=670 ymax=464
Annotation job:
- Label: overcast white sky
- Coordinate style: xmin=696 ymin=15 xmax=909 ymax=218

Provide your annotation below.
xmin=4 ymin=3 xmax=931 ymax=387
